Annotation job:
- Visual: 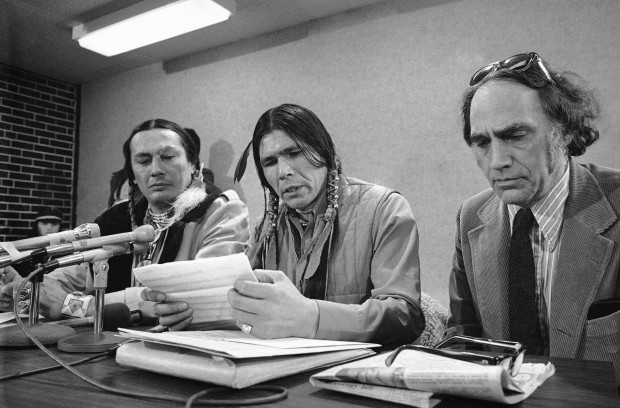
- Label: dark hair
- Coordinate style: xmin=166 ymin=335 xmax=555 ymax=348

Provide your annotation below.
xmin=108 ymin=168 xmax=128 ymax=207
xmin=122 ymin=119 xmax=201 ymax=183
xmin=251 ymin=104 xmax=340 ymax=195
xmin=29 ymin=206 xmax=63 ymax=237
xmin=461 ymin=58 xmax=600 ymax=156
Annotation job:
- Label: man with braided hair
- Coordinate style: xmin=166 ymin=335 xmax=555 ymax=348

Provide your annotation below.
xmin=230 ymin=104 xmax=424 ymax=346
xmin=1 ymin=119 xmax=250 ymax=331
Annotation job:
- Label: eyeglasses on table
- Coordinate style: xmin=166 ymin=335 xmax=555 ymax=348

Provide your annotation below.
xmin=385 ymin=335 xmax=526 ymax=377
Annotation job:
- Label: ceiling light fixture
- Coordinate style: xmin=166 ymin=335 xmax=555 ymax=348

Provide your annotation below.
xmin=72 ymin=0 xmax=235 ymax=57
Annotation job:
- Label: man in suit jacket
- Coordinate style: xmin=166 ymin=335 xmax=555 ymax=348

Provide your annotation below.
xmin=447 ymin=52 xmax=620 ymax=387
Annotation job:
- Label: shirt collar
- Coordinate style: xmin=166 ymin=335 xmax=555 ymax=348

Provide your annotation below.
xmin=508 ymin=163 xmax=570 ymax=249
xmin=285 ymin=185 xmax=328 ymax=227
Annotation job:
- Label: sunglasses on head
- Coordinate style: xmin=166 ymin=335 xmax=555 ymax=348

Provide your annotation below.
xmin=385 ymin=335 xmax=526 ymax=377
xmin=470 ymin=52 xmax=555 ymax=87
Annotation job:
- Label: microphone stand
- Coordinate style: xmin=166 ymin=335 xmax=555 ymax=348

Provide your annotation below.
xmin=57 ymin=259 xmax=124 ymax=352
xmin=0 ymin=254 xmax=76 ymax=347
xmin=28 ymin=269 xmax=42 ymax=325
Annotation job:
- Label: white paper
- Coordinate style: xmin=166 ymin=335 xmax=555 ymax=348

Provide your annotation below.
xmin=117 ymin=328 xmax=380 ymax=359
xmin=132 ymin=253 xmax=256 ymax=325
xmin=0 ymin=311 xmax=43 ymax=326
xmin=0 ymin=312 xmax=24 ymax=324
xmin=219 ymin=334 xmax=379 ymax=349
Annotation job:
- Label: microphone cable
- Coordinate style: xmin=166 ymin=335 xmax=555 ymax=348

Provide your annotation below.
xmin=5 ymin=267 xmax=288 ymax=406
xmin=0 ymin=347 xmax=114 ymax=381
xmin=0 ymin=303 xmax=136 ymax=381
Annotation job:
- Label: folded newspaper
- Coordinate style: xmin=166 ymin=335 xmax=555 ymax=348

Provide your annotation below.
xmin=310 ymin=349 xmax=555 ymax=407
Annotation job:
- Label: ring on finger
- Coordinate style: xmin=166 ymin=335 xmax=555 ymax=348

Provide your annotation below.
xmin=157 ymin=317 xmax=169 ymax=332
xmin=241 ymin=323 xmax=252 ymax=335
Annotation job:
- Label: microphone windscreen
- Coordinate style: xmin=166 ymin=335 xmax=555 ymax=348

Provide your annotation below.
xmin=102 ymin=303 xmax=132 ymax=331
xmin=133 ymin=225 xmax=156 ymax=243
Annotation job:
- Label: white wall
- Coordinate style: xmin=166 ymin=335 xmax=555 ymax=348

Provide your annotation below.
xmin=77 ymin=0 xmax=620 ymax=308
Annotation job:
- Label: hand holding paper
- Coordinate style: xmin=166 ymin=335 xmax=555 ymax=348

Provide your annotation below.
xmin=132 ymin=253 xmax=256 ymax=329
xmin=228 ymin=269 xmax=319 ymax=339
xmin=139 ymin=289 xmax=193 ymax=331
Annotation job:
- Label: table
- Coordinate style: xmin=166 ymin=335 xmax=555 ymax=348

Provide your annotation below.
xmin=1 ymin=343 xmax=618 ymax=407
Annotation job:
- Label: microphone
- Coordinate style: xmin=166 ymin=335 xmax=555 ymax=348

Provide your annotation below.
xmin=1 ymin=225 xmax=156 ymax=268
xmin=41 ymin=242 xmax=150 ymax=272
xmin=53 ymin=303 xmax=138 ymax=331
xmin=0 ymin=223 xmax=101 ymax=267
xmin=0 ymin=245 xmax=150 ymax=348
xmin=51 ymin=242 xmax=151 ymax=353
xmin=6 ymin=223 xmax=100 ymax=252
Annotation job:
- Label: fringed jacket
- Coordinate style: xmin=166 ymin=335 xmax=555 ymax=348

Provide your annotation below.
xmin=38 ymin=188 xmax=250 ymax=319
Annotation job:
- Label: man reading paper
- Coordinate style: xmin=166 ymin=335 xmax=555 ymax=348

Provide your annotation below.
xmin=230 ymin=104 xmax=424 ymax=346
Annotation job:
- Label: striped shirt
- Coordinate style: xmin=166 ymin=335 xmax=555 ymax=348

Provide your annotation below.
xmin=508 ymin=164 xmax=570 ymax=354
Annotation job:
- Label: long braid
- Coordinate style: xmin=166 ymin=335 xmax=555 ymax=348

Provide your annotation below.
xmin=265 ymin=190 xmax=279 ymax=242
xmin=262 ymin=190 xmax=279 ymax=267
xmin=319 ymin=164 xmax=342 ymax=298
xmin=127 ymin=180 xmax=139 ymax=231
xmin=126 ymin=180 xmax=142 ymax=284
xmin=324 ymin=168 xmax=340 ymax=222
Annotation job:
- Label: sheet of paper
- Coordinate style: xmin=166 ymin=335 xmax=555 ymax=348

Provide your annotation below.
xmin=0 ymin=312 xmax=23 ymax=324
xmin=166 ymin=329 xmax=380 ymax=349
xmin=0 ymin=311 xmax=39 ymax=324
xmin=117 ymin=328 xmax=380 ymax=359
xmin=132 ymin=253 xmax=256 ymax=324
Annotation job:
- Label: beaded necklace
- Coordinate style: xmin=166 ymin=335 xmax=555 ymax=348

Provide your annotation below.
xmin=135 ymin=205 xmax=175 ymax=270
xmin=148 ymin=205 xmax=175 ymax=230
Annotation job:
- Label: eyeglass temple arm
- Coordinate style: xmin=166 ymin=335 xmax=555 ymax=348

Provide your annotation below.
xmin=434 ymin=334 xmax=521 ymax=350
xmin=385 ymin=345 xmax=500 ymax=367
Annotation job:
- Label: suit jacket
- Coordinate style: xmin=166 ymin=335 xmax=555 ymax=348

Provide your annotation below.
xmin=448 ymin=160 xmax=620 ymax=383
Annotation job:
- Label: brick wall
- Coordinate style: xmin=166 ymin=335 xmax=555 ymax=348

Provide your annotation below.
xmin=0 ymin=63 xmax=79 ymax=242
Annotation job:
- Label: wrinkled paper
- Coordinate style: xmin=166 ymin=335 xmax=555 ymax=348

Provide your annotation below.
xmin=133 ymin=253 xmax=256 ymax=326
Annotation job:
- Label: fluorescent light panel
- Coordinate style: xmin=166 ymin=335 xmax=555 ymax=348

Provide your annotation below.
xmin=73 ymin=0 xmax=235 ymax=57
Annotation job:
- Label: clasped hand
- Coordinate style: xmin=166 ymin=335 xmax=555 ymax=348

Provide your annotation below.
xmin=227 ymin=269 xmax=319 ymax=339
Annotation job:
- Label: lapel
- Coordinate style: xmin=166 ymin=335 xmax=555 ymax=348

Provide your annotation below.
xmin=469 ymin=193 xmax=512 ymax=340
xmin=549 ymin=161 xmax=617 ymax=357
xmin=286 ymin=175 xmax=345 ymax=283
